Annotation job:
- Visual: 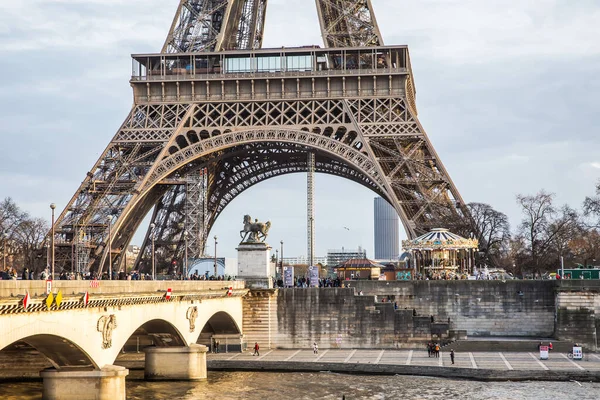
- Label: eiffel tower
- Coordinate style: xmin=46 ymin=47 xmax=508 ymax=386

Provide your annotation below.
xmin=52 ymin=0 xmax=469 ymax=276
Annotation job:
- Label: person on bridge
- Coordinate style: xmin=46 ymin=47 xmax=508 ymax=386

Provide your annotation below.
xmin=253 ymin=342 xmax=260 ymax=356
xmin=313 ymin=342 xmax=319 ymax=355
xmin=450 ymin=349 xmax=455 ymax=365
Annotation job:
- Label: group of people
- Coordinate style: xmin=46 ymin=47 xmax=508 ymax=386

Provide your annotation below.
xmin=0 ymin=266 xmax=20 ymax=280
xmin=427 ymin=342 xmax=455 ymax=364
xmin=427 ymin=342 xmax=441 ymax=358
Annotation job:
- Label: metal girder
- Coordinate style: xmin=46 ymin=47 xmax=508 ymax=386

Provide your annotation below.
xmin=315 ymin=0 xmax=383 ymax=48
xmin=133 ymin=142 xmax=383 ymax=274
xmin=163 ymin=0 xmax=268 ymax=53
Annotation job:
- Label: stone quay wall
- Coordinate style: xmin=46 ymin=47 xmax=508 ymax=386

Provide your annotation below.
xmin=350 ymin=281 xmax=557 ymax=338
xmin=251 ymin=281 xmax=564 ymax=350
xmin=274 ymin=288 xmax=420 ymax=349
xmin=555 ymin=284 xmax=600 ymax=351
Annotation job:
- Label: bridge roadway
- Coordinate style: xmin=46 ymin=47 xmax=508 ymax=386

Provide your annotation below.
xmin=0 ymin=280 xmax=247 ymax=399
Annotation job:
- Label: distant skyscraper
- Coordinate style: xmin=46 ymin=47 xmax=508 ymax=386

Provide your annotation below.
xmin=374 ymin=197 xmax=399 ymax=260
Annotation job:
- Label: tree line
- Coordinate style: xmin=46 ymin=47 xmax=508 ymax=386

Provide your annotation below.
xmin=3 ymin=181 xmax=600 ymax=276
xmin=450 ymin=183 xmax=600 ymax=276
xmin=0 ymin=198 xmax=48 ymax=274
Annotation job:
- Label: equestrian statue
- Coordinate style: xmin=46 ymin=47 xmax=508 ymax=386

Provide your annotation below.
xmin=240 ymin=215 xmax=272 ymax=243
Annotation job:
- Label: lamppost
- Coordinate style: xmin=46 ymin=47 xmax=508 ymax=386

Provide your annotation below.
xmin=150 ymin=223 xmax=156 ymax=280
xmin=107 ymin=216 xmax=113 ymax=280
xmin=50 ymin=203 xmax=56 ymax=280
xmin=183 ymin=231 xmax=189 ymax=278
xmin=280 ymin=240 xmax=284 ymax=277
xmin=275 ymin=249 xmax=279 ymax=277
xmin=213 ymin=235 xmax=218 ymax=277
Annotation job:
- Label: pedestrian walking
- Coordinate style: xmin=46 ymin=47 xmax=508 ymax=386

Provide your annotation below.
xmin=434 ymin=343 xmax=440 ymax=358
xmin=450 ymin=349 xmax=455 ymax=365
xmin=427 ymin=342 xmax=432 ymax=358
xmin=253 ymin=342 xmax=260 ymax=356
xmin=313 ymin=342 xmax=319 ymax=355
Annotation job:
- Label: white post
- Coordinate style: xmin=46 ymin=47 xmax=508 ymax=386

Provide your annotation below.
xmin=561 ymin=256 xmax=565 ymax=279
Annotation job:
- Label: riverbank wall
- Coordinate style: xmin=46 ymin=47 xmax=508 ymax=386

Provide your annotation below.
xmin=242 ymin=281 xmax=600 ymax=351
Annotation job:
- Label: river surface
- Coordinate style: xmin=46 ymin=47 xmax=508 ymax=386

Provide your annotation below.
xmin=1 ymin=371 xmax=599 ymax=400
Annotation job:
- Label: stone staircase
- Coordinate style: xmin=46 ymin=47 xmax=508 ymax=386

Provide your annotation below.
xmin=242 ymin=289 xmax=278 ymax=350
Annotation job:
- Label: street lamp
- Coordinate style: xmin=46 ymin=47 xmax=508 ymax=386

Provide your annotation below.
xmin=107 ymin=216 xmax=113 ymax=280
xmin=50 ymin=203 xmax=56 ymax=280
xmin=150 ymin=223 xmax=156 ymax=280
xmin=280 ymin=240 xmax=284 ymax=277
xmin=275 ymin=249 xmax=279 ymax=277
xmin=213 ymin=235 xmax=218 ymax=277
xmin=183 ymin=231 xmax=189 ymax=279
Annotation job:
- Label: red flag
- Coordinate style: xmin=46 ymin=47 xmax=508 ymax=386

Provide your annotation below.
xmin=83 ymin=291 xmax=89 ymax=307
xmin=23 ymin=291 xmax=30 ymax=310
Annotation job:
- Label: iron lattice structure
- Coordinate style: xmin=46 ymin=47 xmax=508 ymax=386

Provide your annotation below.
xmin=163 ymin=0 xmax=268 ymax=53
xmin=50 ymin=0 xmax=469 ymax=275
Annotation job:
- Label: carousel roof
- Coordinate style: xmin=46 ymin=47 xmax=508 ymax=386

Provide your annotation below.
xmin=337 ymin=258 xmax=384 ymax=270
xmin=402 ymin=228 xmax=478 ymax=251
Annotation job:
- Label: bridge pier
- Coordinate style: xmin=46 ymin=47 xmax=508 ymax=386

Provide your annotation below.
xmin=144 ymin=344 xmax=208 ymax=381
xmin=40 ymin=365 xmax=128 ymax=400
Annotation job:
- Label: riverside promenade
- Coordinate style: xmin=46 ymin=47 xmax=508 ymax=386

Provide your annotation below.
xmin=204 ymin=349 xmax=600 ymax=382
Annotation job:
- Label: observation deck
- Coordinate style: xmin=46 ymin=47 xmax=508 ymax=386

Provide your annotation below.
xmin=130 ymin=45 xmax=415 ymax=104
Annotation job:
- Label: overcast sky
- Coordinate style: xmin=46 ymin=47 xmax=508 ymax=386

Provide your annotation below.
xmin=1 ymin=0 xmax=599 ymax=259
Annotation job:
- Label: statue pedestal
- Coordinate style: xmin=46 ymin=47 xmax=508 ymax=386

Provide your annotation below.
xmin=237 ymin=242 xmax=273 ymax=289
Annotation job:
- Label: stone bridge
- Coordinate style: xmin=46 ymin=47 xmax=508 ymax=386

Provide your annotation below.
xmin=0 ymin=280 xmax=247 ymax=399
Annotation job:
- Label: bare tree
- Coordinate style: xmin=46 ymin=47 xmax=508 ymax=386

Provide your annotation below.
xmin=516 ymin=191 xmax=579 ymax=273
xmin=568 ymin=229 xmax=600 ymax=268
xmin=466 ymin=203 xmax=511 ymax=266
xmin=14 ymin=218 xmax=49 ymax=274
xmin=0 ymin=197 xmax=27 ymax=234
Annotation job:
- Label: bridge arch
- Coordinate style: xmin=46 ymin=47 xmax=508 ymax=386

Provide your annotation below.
xmin=120 ymin=318 xmax=188 ymax=352
xmin=1 ymin=334 xmax=97 ymax=369
xmin=142 ymin=128 xmax=387 ymax=195
xmin=195 ymin=310 xmax=242 ymax=351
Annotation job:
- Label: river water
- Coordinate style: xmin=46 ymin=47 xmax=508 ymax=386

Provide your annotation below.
xmin=1 ymin=371 xmax=599 ymax=400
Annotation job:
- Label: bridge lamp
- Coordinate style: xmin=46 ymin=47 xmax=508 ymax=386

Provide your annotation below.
xmin=183 ymin=231 xmax=189 ymax=278
xmin=280 ymin=240 xmax=284 ymax=277
xmin=150 ymin=223 xmax=156 ymax=280
xmin=214 ymin=235 xmax=218 ymax=277
xmin=50 ymin=203 xmax=56 ymax=281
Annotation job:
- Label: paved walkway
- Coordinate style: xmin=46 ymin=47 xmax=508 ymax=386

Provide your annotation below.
xmin=208 ymin=349 xmax=600 ymax=372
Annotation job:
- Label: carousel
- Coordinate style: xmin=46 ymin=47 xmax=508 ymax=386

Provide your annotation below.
xmin=401 ymin=228 xmax=479 ymax=278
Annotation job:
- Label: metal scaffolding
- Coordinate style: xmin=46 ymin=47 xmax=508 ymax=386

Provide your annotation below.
xmin=185 ymin=169 xmax=209 ymax=258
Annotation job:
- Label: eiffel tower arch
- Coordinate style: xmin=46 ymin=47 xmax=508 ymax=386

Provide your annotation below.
xmin=51 ymin=0 xmax=469 ymax=276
